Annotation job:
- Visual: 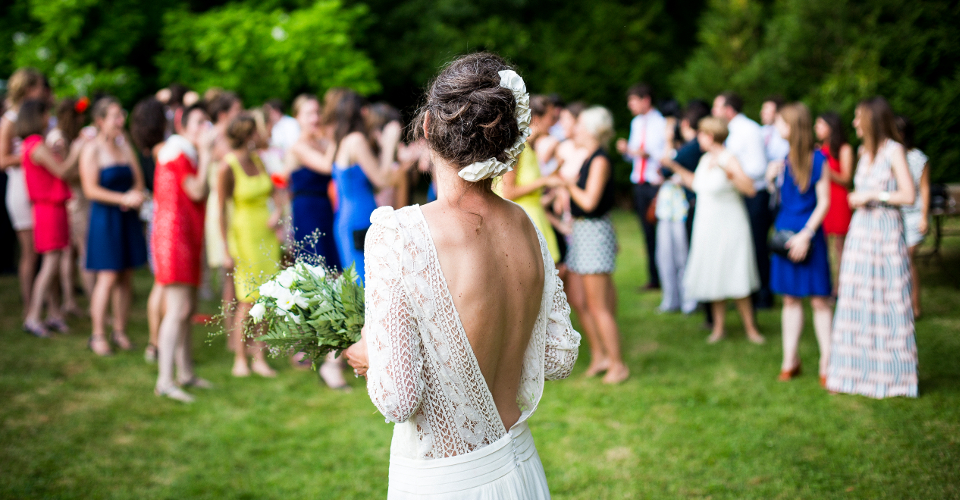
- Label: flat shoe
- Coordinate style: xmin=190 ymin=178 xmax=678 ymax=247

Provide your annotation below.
xmin=155 ymin=385 xmax=194 ymax=403
xmin=45 ymin=318 xmax=70 ymax=334
xmin=23 ymin=322 xmax=52 ymax=339
xmin=88 ymin=336 xmax=113 ymax=356
xmin=778 ymin=363 xmax=802 ymax=381
xmin=179 ymin=377 xmax=213 ymax=389
xmin=111 ymin=331 xmax=133 ymax=351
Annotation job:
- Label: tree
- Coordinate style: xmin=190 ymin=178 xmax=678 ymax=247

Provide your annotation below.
xmin=156 ymin=0 xmax=380 ymax=106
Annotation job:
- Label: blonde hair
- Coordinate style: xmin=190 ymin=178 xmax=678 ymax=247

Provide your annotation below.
xmin=780 ymin=103 xmax=814 ymax=192
xmin=291 ymin=94 xmax=318 ymax=118
xmin=579 ymin=106 xmax=614 ymax=147
xmin=697 ymin=116 xmax=729 ymax=143
xmin=7 ymin=68 xmax=44 ymax=108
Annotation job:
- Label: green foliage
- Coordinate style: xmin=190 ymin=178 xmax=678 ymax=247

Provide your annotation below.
xmin=156 ymin=0 xmax=380 ymax=106
xmin=671 ymin=0 xmax=960 ymax=181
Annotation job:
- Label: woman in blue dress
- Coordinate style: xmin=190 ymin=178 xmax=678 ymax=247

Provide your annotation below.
xmin=320 ymin=89 xmax=407 ymax=279
xmin=80 ymin=97 xmax=148 ymax=356
xmin=765 ymin=103 xmax=833 ymax=385
xmin=285 ymin=94 xmax=340 ymax=270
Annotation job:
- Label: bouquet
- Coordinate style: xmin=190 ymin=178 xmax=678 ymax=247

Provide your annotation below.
xmin=248 ymin=262 xmax=364 ymax=368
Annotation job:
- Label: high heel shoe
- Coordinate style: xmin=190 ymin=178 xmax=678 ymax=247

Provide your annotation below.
xmin=778 ymin=363 xmax=802 ymax=381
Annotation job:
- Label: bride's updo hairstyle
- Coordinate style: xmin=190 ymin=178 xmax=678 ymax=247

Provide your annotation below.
xmin=412 ymin=52 xmax=520 ymax=190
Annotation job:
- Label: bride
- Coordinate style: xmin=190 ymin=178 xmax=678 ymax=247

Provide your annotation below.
xmin=343 ymin=53 xmax=581 ymax=498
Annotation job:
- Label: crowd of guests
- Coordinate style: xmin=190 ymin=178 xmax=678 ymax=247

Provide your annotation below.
xmin=1 ymin=64 xmax=928 ymax=401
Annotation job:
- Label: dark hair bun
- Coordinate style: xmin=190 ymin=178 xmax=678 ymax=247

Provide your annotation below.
xmin=226 ymin=114 xmax=257 ymax=150
xmin=414 ymin=52 xmax=520 ymax=170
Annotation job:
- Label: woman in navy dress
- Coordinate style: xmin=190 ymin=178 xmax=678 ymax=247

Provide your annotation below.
xmin=320 ymin=89 xmax=406 ymax=279
xmin=765 ymin=103 xmax=832 ymax=384
xmin=285 ymin=94 xmax=340 ymax=270
xmin=80 ymin=97 xmax=148 ymax=356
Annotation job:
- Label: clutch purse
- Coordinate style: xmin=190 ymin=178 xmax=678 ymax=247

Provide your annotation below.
xmin=769 ymin=229 xmax=810 ymax=263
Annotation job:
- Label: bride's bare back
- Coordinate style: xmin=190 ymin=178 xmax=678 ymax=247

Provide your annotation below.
xmin=421 ymin=195 xmax=545 ymax=430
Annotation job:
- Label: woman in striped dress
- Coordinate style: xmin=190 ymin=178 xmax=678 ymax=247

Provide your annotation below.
xmin=826 ymin=97 xmax=917 ymax=398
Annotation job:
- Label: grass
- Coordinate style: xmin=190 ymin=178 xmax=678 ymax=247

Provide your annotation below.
xmin=1 ymin=209 xmax=958 ymax=499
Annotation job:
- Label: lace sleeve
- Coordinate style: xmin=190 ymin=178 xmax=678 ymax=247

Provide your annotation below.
xmin=544 ymin=270 xmax=580 ymax=380
xmin=364 ymin=208 xmax=424 ymax=422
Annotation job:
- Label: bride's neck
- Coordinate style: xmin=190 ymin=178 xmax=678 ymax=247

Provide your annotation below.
xmin=432 ymin=156 xmax=499 ymax=210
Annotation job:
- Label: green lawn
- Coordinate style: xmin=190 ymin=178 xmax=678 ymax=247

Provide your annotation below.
xmin=2 ymin=209 xmax=958 ymax=499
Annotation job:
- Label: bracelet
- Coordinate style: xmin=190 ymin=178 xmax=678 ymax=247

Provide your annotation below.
xmin=878 ymin=191 xmax=891 ymax=203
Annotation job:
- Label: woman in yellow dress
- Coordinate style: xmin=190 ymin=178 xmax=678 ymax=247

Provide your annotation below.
xmin=217 ymin=114 xmax=282 ymax=377
xmin=495 ymin=95 xmax=562 ymax=262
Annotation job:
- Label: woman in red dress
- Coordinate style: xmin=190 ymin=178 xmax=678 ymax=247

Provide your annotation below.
xmin=151 ymin=103 xmax=214 ymax=402
xmin=18 ymin=99 xmax=86 ymax=337
xmin=815 ymin=112 xmax=853 ymax=287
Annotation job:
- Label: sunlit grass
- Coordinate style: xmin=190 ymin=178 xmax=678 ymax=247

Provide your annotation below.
xmin=1 ymin=210 xmax=958 ymax=499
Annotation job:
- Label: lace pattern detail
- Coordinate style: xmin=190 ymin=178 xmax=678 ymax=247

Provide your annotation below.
xmin=364 ymin=205 xmax=580 ymax=460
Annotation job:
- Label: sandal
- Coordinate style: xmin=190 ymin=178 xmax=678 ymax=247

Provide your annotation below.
xmin=111 ymin=331 xmax=133 ymax=351
xmin=155 ymin=385 xmax=195 ymax=403
xmin=144 ymin=344 xmax=158 ymax=363
xmin=23 ymin=321 xmax=52 ymax=338
xmin=45 ymin=318 xmax=70 ymax=334
xmin=179 ymin=377 xmax=213 ymax=389
xmin=88 ymin=335 xmax=113 ymax=356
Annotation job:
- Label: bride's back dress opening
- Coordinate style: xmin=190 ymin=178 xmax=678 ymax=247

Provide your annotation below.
xmin=363 ymin=203 xmax=581 ymax=499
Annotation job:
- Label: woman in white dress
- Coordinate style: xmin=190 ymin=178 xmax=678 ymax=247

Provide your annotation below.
xmin=671 ymin=116 xmax=764 ymax=344
xmin=344 ymin=53 xmax=581 ymax=499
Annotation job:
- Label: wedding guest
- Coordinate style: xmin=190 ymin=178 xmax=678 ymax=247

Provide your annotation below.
xmin=323 ymin=88 xmax=407 ymax=278
xmin=713 ymin=92 xmax=773 ymax=308
xmin=218 ymin=114 xmax=281 ymax=378
xmin=896 ymin=115 xmax=930 ymax=319
xmin=826 ymin=97 xmax=917 ymax=398
xmin=656 ymin=103 xmax=709 ymax=314
xmin=366 ymin=102 xmax=410 ymax=209
xmin=495 ymin=94 xmax=562 ymax=262
xmin=80 ymin=97 xmax=148 ymax=356
xmin=815 ymin=112 xmax=854 ymax=281
xmin=285 ymin=94 xmax=339 ymax=269
xmin=760 ymin=95 xmax=790 ymax=164
xmin=153 ymin=103 xmax=214 ymax=401
xmin=18 ymin=99 xmax=85 ymax=337
xmin=617 ymin=84 xmax=666 ymax=290
xmin=263 ymin=98 xmax=300 ymax=153
xmin=1 ymin=68 xmax=46 ymax=322
xmin=46 ymin=96 xmax=92 ymax=316
xmin=765 ymin=103 xmax=832 ymax=384
xmin=131 ymin=97 xmax=171 ymax=363
xmin=564 ymin=106 xmax=629 ymax=384
xmin=205 ymin=91 xmax=242 ymax=350
xmin=676 ymin=117 xmax=764 ymax=344
xmin=344 ymin=54 xmax=579 ymax=497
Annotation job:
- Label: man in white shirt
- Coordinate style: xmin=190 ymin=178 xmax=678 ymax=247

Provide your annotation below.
xmin=617 ymin=83 xmax=667 ymax=290
xmin=264 ymin=98 xmax=300 ymax=153
xmin=760 ymin=96 xmax=790 ymax=163
xmin=712 ymin=92 xmax=774 ymax=308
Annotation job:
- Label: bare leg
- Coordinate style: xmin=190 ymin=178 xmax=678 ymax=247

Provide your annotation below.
xmin=89 ymin=271 xmax=117 ymax=355
xmin=146 ymin=281 xmax=165 ymax=359
xmin=156 ymin=285 xmax=195 ymax=402
xmin=110 ymin=270 xmax=133 ymax=349
xmin=319 ymin=352 xmax=348 ymax=389
xmin=734 ymin=296 xmax=764 ymax=343
xmin=908 ymin=245 xmax=921 ymax=318
xmin=59 ymin=248 xmax=80 ymax=314
xmin=234 ymin=301 xmax=276 ymax=378
xmin=708 ymin=301 xmax=726 ymax=343
xmin=222 ymin=267 xmax=239 ymax=352
xmin=831 ymin=235 xmax=845 ymax=296
xmin=16 ymin=229 xmax=37 ymax=319
xmin=583 ymin=273 xmax=629 ymax=384
xmin=780 ymin=295 xmax=803 ymax=372
xmin=231 ymin=300 xmax=252 ymax=376
xmin=567 ymin=272 xmax=608 ymax=375
xmin=25 ymin=250 xmax=63 ymax=336
xmin=810 ymin=296 xmax=833 ymax=378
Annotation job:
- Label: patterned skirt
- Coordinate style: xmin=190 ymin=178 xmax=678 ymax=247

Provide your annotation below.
xmin=826 ymin=205 xmax=917 ymax=398
xmin=567 ymin=217 xmax=617 ymax=275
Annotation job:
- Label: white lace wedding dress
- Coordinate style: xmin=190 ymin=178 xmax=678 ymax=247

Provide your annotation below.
xmin=364 ymin=205 xmax=581 ymax=499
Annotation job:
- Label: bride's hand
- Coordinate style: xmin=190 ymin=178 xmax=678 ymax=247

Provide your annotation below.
xmin=344 ymin=326 xmax=369 ymax=377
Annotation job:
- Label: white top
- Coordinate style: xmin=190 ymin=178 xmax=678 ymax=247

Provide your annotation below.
xmin=627 ymin=109 xmax=667 ymax=185
xmin=760 ymin=124 xmax=790 ymax=164
xmin=270 ymin=115 xmax=300 ymax=152
xmin=902 ymin=148 xmax=928 ymax=216
xmin=364 ymin=205 xmax=581 ymax=460
xmin=725 ymin=114 xmax=768 ymax=190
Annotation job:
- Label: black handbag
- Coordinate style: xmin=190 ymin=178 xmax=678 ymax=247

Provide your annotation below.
xmin=769 ymin=229 xmax=810 ymax=263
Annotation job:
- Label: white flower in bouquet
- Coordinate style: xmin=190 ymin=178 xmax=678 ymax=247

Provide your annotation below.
xmin=249 ymin=302 xmax=267 ymax=322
